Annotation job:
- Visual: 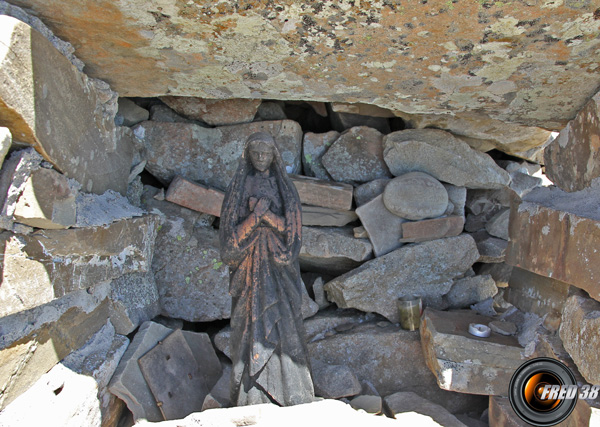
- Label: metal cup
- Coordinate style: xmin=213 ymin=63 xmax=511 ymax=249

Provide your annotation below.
xmin=397 ymin=295 xmax=423 ymax=331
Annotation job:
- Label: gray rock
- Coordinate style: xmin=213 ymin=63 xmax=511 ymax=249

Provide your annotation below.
xmin=444 ymin=184 xmax=467 ymax=217
xmin=109 ymin=273 xmax=161 ymax=335
xmin=117 ymin=98 xmax=149 ymax=127
xmin=384 ymin=392 xmax=468 ymax=427
xmin=0 ymin=127 xmax=11 ymax=170
xmin=304 ymin=309 xmax=371 ymax=343
xmin=300 ymin=226 xmax=373 ymax=275
xmin=301 ymin=205 xmax=358 ymax=227
xmin=159 ymin=97 xmax=261 ymax=126
xmin=135 ymin=119 xmax=302 ymax=191
xmin=471 ymin=230 xmax=507 ymax=263
xmin=485 ymin=208 xmax=510 ymax=240
xmin=349 ymin=395 xmax=383 ymax=414
xmin=311 ymin=277 xmax=331 ymax=310
xmin=509 ymin=170 xmax=542 ymax=198
xmin=445 ymin=275 xmax=498 ymax=309
xmin=322 ymin=127 xmax=392 ymax=183
xmin=383 ymin=172 xmax=448 ymax=220
xmin=0 ymin=17 xmax=133 ymax=195
xmin=75 ymin=189 xmax=145 ymax=228
xmin=255 ymin=101 xmax=287 ymax=121
xmin=202 ymin=363 xmax=232 ymax=410
xmin=149 ymin=104 xmax=202 ymax=124
xmin=354 ymin=178 xmax=390 ymax=206
xmin=312 ymin=359 xmax=362 ymax=399
xmin=324 ymin=234 xmax=480 ymax=323
xmin=476 ymin=263 xmax=512 ymax=288
xmin=383 ymin=129 xmax=510 ymax=189
xmin=302 ymin=131 xmax=339 ymax=180
xmin=489 ymin=320 xmax=517 ymax=336
xmin=355 ymin=195 xmax=406 ymax=257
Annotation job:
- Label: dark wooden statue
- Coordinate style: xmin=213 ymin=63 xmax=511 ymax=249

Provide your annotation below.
xmin=219 ymin=132 xmax=315 ymax=406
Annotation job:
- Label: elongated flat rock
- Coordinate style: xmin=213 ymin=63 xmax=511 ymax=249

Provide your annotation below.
xmin=166 ymin=176 xmax=225 ymax=217
xmin=291 ymin=175 xmax=353 ymax=211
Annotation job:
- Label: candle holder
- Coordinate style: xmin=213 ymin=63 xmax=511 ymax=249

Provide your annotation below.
xmin=397 ymin=295 xmax=423 ymax=331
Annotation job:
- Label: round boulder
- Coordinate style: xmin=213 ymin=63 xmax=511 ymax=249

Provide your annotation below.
xmin=383 ymin=172 xmax=448 ymax=220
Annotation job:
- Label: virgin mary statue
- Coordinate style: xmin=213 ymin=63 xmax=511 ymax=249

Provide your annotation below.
xmin=219 ymin=132 xmax=315 ymax=407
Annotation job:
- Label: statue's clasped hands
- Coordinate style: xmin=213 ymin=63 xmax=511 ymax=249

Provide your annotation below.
xmin=249 ymin=197 xmax=271 ymax=217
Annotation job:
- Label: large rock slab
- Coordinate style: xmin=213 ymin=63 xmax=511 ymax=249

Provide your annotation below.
xmin=0 ymin=15 xmax=133 ymax=195
xmin=506 ymin=186 xmax=600 ymax=302
xmin=0 ymin=215 xmax=159 ymax=317
xmin=545 ymin=91 xmax=600 ymax=192
xmin=0 ymin=283 xmax=110 ymax=409
xmin=302 ymin=131 xmax=339 ymax=180
xmin=420 ymin=308 xmax=527 ymax=396
xmin=383 ymin=129 xmax=510 ymax=189
xmin=355 ymin=194 xmax=406 ymax=257
xmin=159 ymin=97 xmax=261 ymax=126
xmin=383 ymin=172 xmax=448 ymax=220
xmin=134 ymin=119 xmax=302 ymax=190
xmin=324 ymin=234 xmax=479 ymax=323
xmin=300 ymin=226 xmax=373 ymax=276
xmin=560 ymin=294 xmax=600 ymax=385
xmin=322 ymin=127 xmax=391 ymax=183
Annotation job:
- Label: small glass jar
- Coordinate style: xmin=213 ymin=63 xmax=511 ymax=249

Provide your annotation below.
xmin=397 ymin=295 xmax=423 ymax=331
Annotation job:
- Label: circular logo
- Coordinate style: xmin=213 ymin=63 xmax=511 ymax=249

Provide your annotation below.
xmin=509 ymin=358 xmax=578 ymax=426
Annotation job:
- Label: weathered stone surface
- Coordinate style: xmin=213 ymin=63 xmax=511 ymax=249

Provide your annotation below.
xmin=159 ymin=97 xmax=261 ymax=126
xmin=0 ymin=283 xmax=110 ymax=410
xmin=445 ymin=275 xmax=498 ymax=309
xmin=116 ymin=98 xmax=149 ymax=127
xmin=349 ymin=395 xmax=383 ymax=414
xmin=0 ymin=16 xmax=133 ymax=195
xmin=471 ymin=230 xmax=507 ymax=263
xmin=149 ymin=104 xmax=199 ymax=124
xmin=330 ymin=108 xmax=391 ymax=135
xmin=505 ymin=267 xmax=569 ymax=320
xmin=508 ymin=171 xmax=542 ymax=199
xmin=384 ymin=392 xmax=467 ymax=427
xmin=135 ymin=119 xmax=302 ymax=190
xmin=291 ymin=175 xmax=353 ymax=211
xmin=12 ymin=167 xmax=79 ymax=229
xmin=444 ymin=184 xmax=467 ymax=218
xmin=309 ymin=321 xmax=485 ymax=414
xmin=300 ymin=226 xmax=372 ymax=276
xmin=109 ymin=273 xmax=161 ymax=336
xmin=302 ymin=131 xmax=339 ymax=180
xmin=74 ymin=189 xmax=145 ymax=228
xmin=202 ymin=363 xmax=232 ymax=411
xmin=0 ymin=215 xmax=158 ymax=317
xmin=506 ymin=186 xmax=600 ymax=301
xmin=303 ymin=309 xmax=371 ymax=343
xmin=301 ymin=205 xmax=358 ymax=227
xmin=383 ymin=172 xmax=448 ymax=220
xmin=384 ymin=129 xmax=510 ymax=189
xmin=545 ymin=91 xmax=600 ymax=192
xmin=400 ymin=216 xmax=464 ymax=243
xmin=0 ymin=127 xmax=11 ymax=170
xmin=353 ymin=226 xmax=368 ymax=239
xmin=322 ymin=127 xmax=391 ymax=183
xmin=324 ymin=234 xmax=479 ymax=323
xmin=485 ymin=208 xmax=510 ymax=241
xmin=355 ymin=195 xmax=405 ymax=257
xmin=354 ymin=178 xmax=390 ymax=207
xmin=108 ymin=321 xmax=172 ymax=422
xmin=489 ymin=395 xmax=592 ymax=427
xmin=255 ymin=101 xmax=286 ymax=121
xmin=166 ymin=175 xmax=225 ymax=217
xmin=489 ymin=321 xmax=517 ymax=336
xmin=476 ymin=263 xmax=512 ymax=288
xmin=311 ymin=276 xmax=330 ymax=310
xmin=560 ymin=295 xmax=600 ymax=385
xmin=421 ymin=308 xmax=526 ymax=396
xmin=153 ymin=222 xmax=230 ymax=322
xmin=311 ymin=359 xmax=362 ymax=399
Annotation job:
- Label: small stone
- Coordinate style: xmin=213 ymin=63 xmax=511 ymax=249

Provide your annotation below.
xmin=109 ymin=273 xmax=160 ymax=335
xmin=166 ymin=176 xmax=225 ymax=217
xmin=355 ymin=194 xmax=405 ymax=257
xmin=117 ymin=98 xmax=149 ymax=127
xmin=471 ymin=230 xmax=507 ymax=263
xmin=291 ymin=175 xmax=354 ymax=211
xmin=312 ymin=360 xmax=362 ymax=399
xmin=202 ymin=364 xmax=232 ymax=410
xmin=302 ymin=131 xmax=339 ymax=180
xmin=384 ymin=129 xmax=510 ymax=189
xmin=353 ymin=226 xmax=368 ymax=238
xmin=159 ymin=96 xmax=261 ymax=126
xmin=255 ymin=101 xmax=286 ymax=121
xmin=349 ymin=395 xmax=382 ymax=414
xmin=400 ymin=216 xmax=464 ymax=243
xmin=445 ymin=275 xmax=498 ymax=309
xmin=301 ymin=205 xmax=358 ymax=227
xmin=311 ymin=277 xmax=331 ymax=310
xmin=485 ymin=208 xmax=510 ymax=240
xmin=476 ymin=263 xmax=512 ymax=288
xmin=509 ymin=170 xmax=542 ymax=198
xmin=322 ymin=127 xmax=392 ymax=183
xmin=383 ymin=172 xmax=448 ymax=220
xmin=354 ymin=178 xmax=390 ymax=206
xmin=444 ymin=183 xmax=467 ymax=217
xmin=489 ymin=321 xmax=517 ymax=336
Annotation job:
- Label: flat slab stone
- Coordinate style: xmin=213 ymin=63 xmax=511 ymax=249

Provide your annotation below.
xmin=291 ymin=174 xmax=353 ymax=211
xmin=471 ymin=230 xmax=507 ymax=263
xmin=506 ymin=186 xmax=600 ymax=302
xmin=324 ymin=234 xmax=479 ymax=323
xmin=166 ymin=176 xmax=225 ymax=217
xmin=544 ymin=91 xmax=600 ymax=192
xmin=400 ymin=216 xmax=464 ymax=243
xmin=383 ymin=129 xmax=510 ymax=189
xmin=355 ymin=194 xmax=405 ymax=257
xmin=420 ymin=308 xmax=526 ymax=396
xmin=301 ymin=205 xmax=358 ymax=227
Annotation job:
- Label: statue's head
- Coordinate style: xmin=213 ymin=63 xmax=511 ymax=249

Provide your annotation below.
xmin=246 ymin=132 xmax=276 ymax=173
